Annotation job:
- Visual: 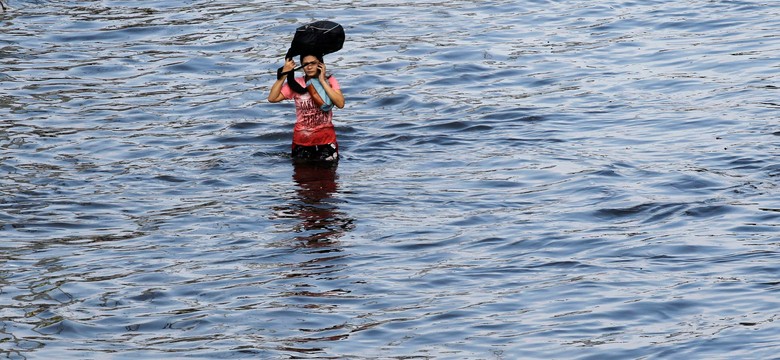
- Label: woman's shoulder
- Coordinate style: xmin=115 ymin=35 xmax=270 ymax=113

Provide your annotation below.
xmin=327 ymin=75 xmax=341 ymax=89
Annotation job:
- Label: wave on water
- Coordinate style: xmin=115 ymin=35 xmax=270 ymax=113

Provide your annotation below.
xmin=1 ymin=0 xmax=779 ymax=358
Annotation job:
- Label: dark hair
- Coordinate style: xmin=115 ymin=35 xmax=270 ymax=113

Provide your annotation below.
xmin=286 ymin=53 xmax=325 ymax=94
xmin=300 ymin=54 xmax=324 ymax=64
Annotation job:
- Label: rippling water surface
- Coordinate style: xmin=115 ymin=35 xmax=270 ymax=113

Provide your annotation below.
xmin=1 ymin=0 xmax=779 ymax=358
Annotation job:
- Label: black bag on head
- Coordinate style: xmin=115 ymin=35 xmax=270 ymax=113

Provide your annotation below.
xmin=283 ymin=20 xmax=345 ymax=94
xmin=285 ymin=20 xmax=345 ymax=59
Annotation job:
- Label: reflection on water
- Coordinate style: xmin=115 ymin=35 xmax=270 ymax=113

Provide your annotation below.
xmin=1 ymin=0 xmax=779 ymax=358
xmin=274 ymin=161 xmax=354 ymax=246
xmin=290 ymin=161 xmax=354 ymax=245
xmin=265 ymin=161 xmax=358 ymax=355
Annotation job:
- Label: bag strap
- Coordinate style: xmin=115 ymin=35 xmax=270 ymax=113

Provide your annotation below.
xmin=306 ymin=79 xmax=333 ymax=112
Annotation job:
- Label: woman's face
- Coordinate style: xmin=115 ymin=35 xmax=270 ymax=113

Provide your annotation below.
xmin=301 ymin=55 xmax=321 ymax=78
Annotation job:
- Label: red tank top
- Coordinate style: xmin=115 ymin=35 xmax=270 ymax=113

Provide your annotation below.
xmin=281 ymin=76 xmax=341 ymax=146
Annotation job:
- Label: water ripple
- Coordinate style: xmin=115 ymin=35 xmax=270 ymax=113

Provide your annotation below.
xmin=1 ymin=0 xmax=779 ymax=358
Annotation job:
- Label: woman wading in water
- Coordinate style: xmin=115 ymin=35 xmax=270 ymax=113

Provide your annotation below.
xmin=268 ymin=54 xmax=345 ymax=162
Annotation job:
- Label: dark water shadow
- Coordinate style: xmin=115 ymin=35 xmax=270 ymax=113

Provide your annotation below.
xmin=283 ymin=160 xmax=355 ymax=247
xmin=266 ymin=160 xmax=358 ymax=355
